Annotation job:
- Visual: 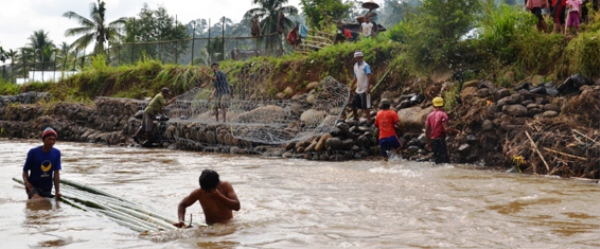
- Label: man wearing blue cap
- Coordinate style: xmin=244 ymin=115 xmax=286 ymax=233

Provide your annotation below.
xmin=22 ymin=127 xmax=61 ymax=200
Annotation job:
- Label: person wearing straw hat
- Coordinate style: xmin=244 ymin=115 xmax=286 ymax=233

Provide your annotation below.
xmin=357 ymin=0 xmax=380 ymax=34
xmin=350 ymin=50 xmax=372 ymax=124
xmin=426 ymin=97 xmax=461 ymax=164
xmin=132 ymin=87 xmax=177 ymax=144
xmin=374 ymin=99 xmax=402 ymax=161
xmin=22 ymin=127 xmax=62 ymax=200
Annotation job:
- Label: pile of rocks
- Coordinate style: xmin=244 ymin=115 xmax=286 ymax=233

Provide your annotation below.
xmin=282 ymin=119 xmax=381 ymax=161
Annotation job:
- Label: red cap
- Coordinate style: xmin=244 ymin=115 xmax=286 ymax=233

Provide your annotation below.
xmin=42 ymin=127 xmax=57 ymax=140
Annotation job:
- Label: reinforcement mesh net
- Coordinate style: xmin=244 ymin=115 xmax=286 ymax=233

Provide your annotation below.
xmin=167 ymin=75 xmax=350 ymax=145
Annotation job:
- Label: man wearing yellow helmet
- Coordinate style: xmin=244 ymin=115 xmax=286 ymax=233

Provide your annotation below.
xmin=426 ymin=97 xmax=461 ymax=164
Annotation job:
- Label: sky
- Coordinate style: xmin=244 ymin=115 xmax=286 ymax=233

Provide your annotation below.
xmin=0 ymin=0 xmax=311 ymax=52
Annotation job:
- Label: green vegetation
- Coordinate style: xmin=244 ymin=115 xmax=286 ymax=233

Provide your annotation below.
xmin=2 ymin=2 xmax=600 ymax=103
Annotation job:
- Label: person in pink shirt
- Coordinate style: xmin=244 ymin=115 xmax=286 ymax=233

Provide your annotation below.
xmin=425 ymin=97 xmax=461 ymax=164
xmin=566 ymin=0 xmax=583 ymax=35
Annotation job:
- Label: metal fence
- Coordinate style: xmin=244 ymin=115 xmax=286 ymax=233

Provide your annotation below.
xmin=0 ymin=33 xmax=287 ymax=84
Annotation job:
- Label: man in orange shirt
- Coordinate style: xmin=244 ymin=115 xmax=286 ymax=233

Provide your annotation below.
xmin=374 ymin=99 xmax=402 ymax=161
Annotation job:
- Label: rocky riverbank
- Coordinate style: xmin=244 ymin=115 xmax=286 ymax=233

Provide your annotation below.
xmin=1 ymin=74 xmax=599 ymax=179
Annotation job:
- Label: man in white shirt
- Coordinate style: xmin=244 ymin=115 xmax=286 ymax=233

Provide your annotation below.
xmin=350 ymin=50 xmax=372 ymax=124
xmin=361 ymin=16 xmax=374 ymax=37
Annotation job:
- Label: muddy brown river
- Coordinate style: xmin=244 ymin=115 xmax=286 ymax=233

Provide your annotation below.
xmin=1 ymin=139 xmax=599 ymax=248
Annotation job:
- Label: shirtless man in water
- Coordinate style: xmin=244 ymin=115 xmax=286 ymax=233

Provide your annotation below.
xmin=173 ymin=169 xmax=240 ymax=227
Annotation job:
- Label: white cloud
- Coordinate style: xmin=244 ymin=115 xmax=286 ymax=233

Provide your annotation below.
xmin=4 ymin=0 xmax=394 ymax=52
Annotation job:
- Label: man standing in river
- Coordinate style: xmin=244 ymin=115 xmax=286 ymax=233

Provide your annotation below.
xmin=374 ymin=99 xmax=402 ymax=161
xmin=22 ymin=127 xmax=61 ymax=200
xmin=426 ymin=97 xmax=461 ymax=164
xmin=173 ymin=169 xmax=240 ymax=227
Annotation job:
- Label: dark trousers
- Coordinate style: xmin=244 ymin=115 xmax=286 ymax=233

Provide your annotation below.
xmin=431 ymin=138 xmax=450 ymax=164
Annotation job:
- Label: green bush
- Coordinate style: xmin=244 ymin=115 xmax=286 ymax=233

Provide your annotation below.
xmin=565 ymin=31 xmax=600 ymax=77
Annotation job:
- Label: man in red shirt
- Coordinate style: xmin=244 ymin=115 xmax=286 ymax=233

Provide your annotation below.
xmin=426 ymin=97 xmax=460 ymax=164
xmin=374 ymin=99 xmax=402 ymax=161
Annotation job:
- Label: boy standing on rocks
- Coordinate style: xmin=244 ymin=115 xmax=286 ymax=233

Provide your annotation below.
xmin=202 ymin=62 xmax=233 ymax=123
xmin=374 ymin=99 xmax=402 ymax=161
xmin=426 ymin=97 xmax=461 ymax=164
xmin=350 ymin=50 xmax=372 ymax=124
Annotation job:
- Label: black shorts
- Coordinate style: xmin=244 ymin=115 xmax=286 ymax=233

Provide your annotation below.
xmin=352 ymin=92 xmax=371 ymax=110
xmin=531 ymin=7 xmax=543 ymax=22
xmin=552 ymin=3 xmax=566 ymax=24
xmin=28 ymin=185 xmax=53 ymax=199
xmin=431 ymin=138 xmax=450 ymax=164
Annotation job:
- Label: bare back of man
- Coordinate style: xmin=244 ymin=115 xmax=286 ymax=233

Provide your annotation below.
xmin=174 ymin=171 xmax=240 ymax=227
xmin=197 ymin=182 xmax=238 ymax=225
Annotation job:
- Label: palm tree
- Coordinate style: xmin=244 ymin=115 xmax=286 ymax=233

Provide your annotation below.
xmin=5 ymin=49 xmax=19 ymax=82
xmin=63 ymin=0 xmax=126 ymax=55
xmin=57 ymin=42 xmax=73 ymax=71
xmin=0 ymin=46 xmax=6 ymax=80
xmin=244 ymin=0 xmax=299 ymax=50
xmin=27 ymin=30 xmax=56 ymax=71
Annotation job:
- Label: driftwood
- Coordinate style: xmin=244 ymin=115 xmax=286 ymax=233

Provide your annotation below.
xmin=525 ymin=131 xmax=550 ymax=174
xmin=542 ymin=147 xmax=588 ymax=161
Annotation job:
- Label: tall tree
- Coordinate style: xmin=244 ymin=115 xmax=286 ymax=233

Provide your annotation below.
xmin=300 ymin=0 xmax=352 ymax=29
xmin=0 ymin=46 xmax=5 ymax=80
xmin=26 ymin=30 xmax=56 ymax=70
xmin=122 ymin=4 xmax=189 ymax=63
xmin=5 ymin=49 xmax=19 ymax=81
xmin=378 ymin=0 xmax=422 ymax=28
xmin=63 ymin=0 xmax=127 ymax=54
xmin=244 ymin=0 xmax=299 ymax=50
xmin=4 ymin=49 xmax=19 ymax=77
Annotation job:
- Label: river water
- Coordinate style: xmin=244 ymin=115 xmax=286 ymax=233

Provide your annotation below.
xmin=1 ymin=139 xmax=599 ymax=248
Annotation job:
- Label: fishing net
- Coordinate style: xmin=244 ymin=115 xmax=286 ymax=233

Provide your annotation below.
xmin=168 ymin=75 xmax=350 ymax=145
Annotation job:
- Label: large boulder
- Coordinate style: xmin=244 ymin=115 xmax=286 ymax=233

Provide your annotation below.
xmin=460 ymin=87 xmax=478 ymax=103
xmin=300 ymin=109 xmax=327 ymax=127
xmin=558 ymin=74 xmax=594 ymax=94
xmin=503 ymin=104 xmax=528 ymax=117
xmin=306 ymin=81 xmax=319 ymax=91
xmin=397 ymin=106 xmax=434 ymax=129
xmin=234 ymin=105 xmax=286 ymax=124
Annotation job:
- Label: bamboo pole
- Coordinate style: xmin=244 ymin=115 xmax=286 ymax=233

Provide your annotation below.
xmin=59 ymin=179 xmax=132 ymax=203
xmin=62 ymin=184 xmax=179 ymax=226
xmin=62 ymin=182 xmax=181 ymax=228
xmin=15 ymin=177 xmax=182 ymax=231
xmin=106 ymin=204 xmax=175 ymax=231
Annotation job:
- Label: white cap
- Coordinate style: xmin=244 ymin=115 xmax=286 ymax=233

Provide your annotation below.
xmin=354 ymin=51 xmax=364 ymax=58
